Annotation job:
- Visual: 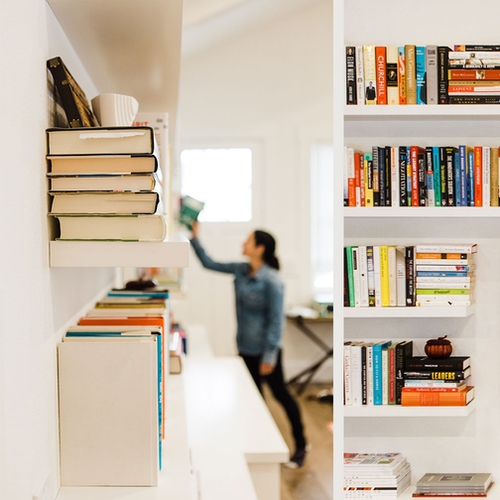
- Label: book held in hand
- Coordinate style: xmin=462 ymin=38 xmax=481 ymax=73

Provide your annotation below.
xmin=179 ymin=195 xmax=205 ymax=229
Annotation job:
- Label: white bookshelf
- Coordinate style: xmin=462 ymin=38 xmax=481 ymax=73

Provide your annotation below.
xmin=334 ymin=0 xmax=500 ymax=496
xmin=49 ymin=237 xmax=190 ymax=268
xmin=343 ymin=306 xmax=474 ymax=318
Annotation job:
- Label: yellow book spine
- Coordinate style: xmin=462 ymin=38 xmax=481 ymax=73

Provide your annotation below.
xmin=379 ymin=245 xmax=390 ymax=306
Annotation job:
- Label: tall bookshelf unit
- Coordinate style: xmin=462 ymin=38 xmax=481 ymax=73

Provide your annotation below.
xmin=334 ymin=1 xmax=500 ymax=497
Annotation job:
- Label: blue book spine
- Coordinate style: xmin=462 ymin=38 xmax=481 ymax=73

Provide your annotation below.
xmin=406 ymin=146 xmax=412 ymax=205
xmin=432 ymin=147 xmax=441 ymax=207
xmin=416 ymin=46 xmax=427 ymax=104
xmin=453 ymin=151 xmax=461 ymax=206
xmin=458 ymin=146 xmax=467 ymax=206
xmin=468 ymin=151 xmax=475 ymax=206
xmin=416 ymin=271 xmax=469 ymax=277
xmin=373 ymin=341 xmax=391 ymax=405
xmin=157 ymin=335 xmax=162 ymax=470
xmin=425 ymin=147 xmax=434 ymax=206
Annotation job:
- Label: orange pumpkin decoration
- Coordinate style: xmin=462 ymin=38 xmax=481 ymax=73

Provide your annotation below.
xmin=425 ymin=335 xmax=453 ymax=359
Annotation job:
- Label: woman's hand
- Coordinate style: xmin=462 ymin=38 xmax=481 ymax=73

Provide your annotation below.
xmin=191 ymin=220 xmax=199 ymax=239
xmin=259 ymin=362 xmax=275 ymax=376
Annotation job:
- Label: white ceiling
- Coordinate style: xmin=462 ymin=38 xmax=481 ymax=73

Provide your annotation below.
xmin=181 ymin=0 xmax=323 ymax=57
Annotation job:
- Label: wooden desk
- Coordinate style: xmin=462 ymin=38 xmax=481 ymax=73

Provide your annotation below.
xmin=286 ymin=314 xmax=333 ymax=395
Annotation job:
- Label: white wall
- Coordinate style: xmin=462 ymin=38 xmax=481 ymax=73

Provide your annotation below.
xmin=0 ymin=2 xmax=114 ymax=498
xmin=175 ymin=0 xmax=333 ymax=380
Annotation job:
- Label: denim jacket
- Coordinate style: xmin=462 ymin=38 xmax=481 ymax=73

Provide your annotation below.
xmin=190 ymin=237 xmax=284 ymax=366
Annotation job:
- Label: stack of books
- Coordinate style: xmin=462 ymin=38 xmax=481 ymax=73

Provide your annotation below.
xmin=344 ymin=452 xmax=411 ymax=498
xmin=413 ymin=472 xmax=493 ymax=497
xmin=402 ymin=355 xmax=473 ymax=407
xmin=46 ymin=126 xmax=167 ymax=241
xmin=414 ymin=243 xmax=476 ymax=307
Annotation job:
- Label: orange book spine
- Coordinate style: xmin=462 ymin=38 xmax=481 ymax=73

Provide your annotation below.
xmin=416 ymin=253 xmax=467 ymax=260
xmin=375 ymin=46 xmax=387 ymax=105
xmin=401 ymin=386 xmax=473 ymax=406
xmin=474 ymin=146 xmax=483 ymax=206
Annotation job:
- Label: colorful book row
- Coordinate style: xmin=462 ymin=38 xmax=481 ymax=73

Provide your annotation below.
xmin=344 ymin=145 xmax=500 ymax=208
xmin=346 ymin=44 xmax=500 ymax=105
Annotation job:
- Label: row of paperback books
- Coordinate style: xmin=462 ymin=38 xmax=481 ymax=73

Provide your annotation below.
xmin=344 ymin=339 xmax=473 ymax=407
xmin=344 ymin=243 xmax=477 ymax=308
xmin=344 ymin=454 xmax=493 ymax=498
xmin=346 ymin=43 xmax=500 ymax=105
xmin=58 ymin=286 xmax=183 ymax=486
xmin=46 ymin=125 xmax=168 ymax=241
xmin=344 ymin=145 xmax=500 ymax=208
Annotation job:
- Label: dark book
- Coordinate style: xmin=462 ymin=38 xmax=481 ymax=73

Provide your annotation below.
xmin=455 ymin=44 xmax=500 ymax=51
xmin=378 ymin=147 xmax=386 ymax=207
xmin=405 ymin=246 xmax=416 ymax=306
xmin=445 ymin=147 xmax=457 ymax=206
xmin=438 ymin=46 xmax=451 ymax=104
xmin=425 ymin=147 xmax=435 ymax=206
xmin=344 ymin=247 xmax=349 ymax=307
xmin=384 ymin=146 xmax=392 ymax=206
xmin=372 ymin=146 xmax=380 ymax=206
xmin=404 ymin=366 xmax=471 ymax=381
xmin=346 ymin=46 xmax=357 ymax=105
xmin=449 ymin=95 xmax=500 ymax=104
xmin=361 ymin=344 xmax=367 ymax=405
xmin=398 ymin=146 xmax=408 ymax=206
xmin=405 ymin=356 xmax=470 ymax=371
xmin=47 ymin=56 xmax=99 ymax=128
xmin=439 ymin=147 xmax=448 ymax=205
xmin=417 ymin=149 xmax=427 ymax=206
xmin=395 ymin=340 xmax=413 ymax=404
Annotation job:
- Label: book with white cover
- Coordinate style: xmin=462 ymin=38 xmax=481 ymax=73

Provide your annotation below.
xmin=415 ymin=472 xmax=492 ymax=493
xmin=58 ymin=339 xmax=159 ymax=486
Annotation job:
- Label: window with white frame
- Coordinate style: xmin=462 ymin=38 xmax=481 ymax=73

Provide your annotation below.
xmin=180 ymin=147 xmax=253 ymax=222
xmin=310 ymin=143 xmax=334 ymax=299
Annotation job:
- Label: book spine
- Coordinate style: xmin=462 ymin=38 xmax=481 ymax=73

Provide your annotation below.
xmin=405 ymin=358 xmax=469 ymax=370
xmin=474 ymin=146 xmax=483 ymax=206
xmin=372 ymin=146 xmax=380 ymax=206
xmin=352 ymin=247 xmax=361 ymax=307
xmin=378 ymin=147 xmax=386 ymax=207
xmin=358 ymin=246 xmax=369 ymax=307
xmin=343 ymin=343 xmax=352 ymax=405
xmin=373 ymin=245 xmax=382 ymax=307
xmin=395 ymin=341 xmax=413 ymax=404
xmin=366 ymin=246 xmax=376 ymax=307
xmin=364 ymin=153 xmax=374 ymax=206
xmin=388 ymin=246 xmax=397 ymax=307
xmin=410 ymin=146 xmax=420 ymax=206
xmin=458 ymin=145 xmax=467 ymax=206
xmin=386 ymin=46 xmax=399 ymax=105
xmin=363 ymin=45 xmax=377 ymax=104
xmin=354 ymin=151 xmax=362 ymax=206
xmin=445 ymin=147 xmax=456 ymax=206
xmin=396 ymin=246 xmax=406 ymax=307
xmin=405 ymin=246 xmax=416 ymax=306
xmin=346 ymin=46 xmax=357 ymax=105
xmin=390 ymin=147 xmax=399 ymax=206
xmin=449 ymin=95 xmax=500 ymax=104
xmin=346 ymin=147 xmax=356 ymax=206
xmin=375 ymin=46 xmax=387 ymax=105
xmin=468 ymin=149 xmax=475 ymax=206
xmin=425 ymin=146 xmax=435 ymax=206
xmin=414 ymin=244 xmax=476 ymax=253
xmin=448 ymin=69 xmax=500 ymax=80
xmin=491 ymin=146 xmax=499 ymax=206
xmin=406 ymin=146 xmax=412 ymax=205
xmin=401 ymin=387 xmax=473 ymax=406
xmin=405 ymin=45 xmax=417 ymax=104
xmin=388 ymin=345 xmax=396 ymax=404
xmin=417 ymin=148 xmax=426 ymax=206
xmin=345 ymin=246 xmax=355 ymax=307
xmin=398 ymin=46 xmax=406 ymax=104
xmin=381 ymin=347 xmax=389 ymax=404
xmin=350 ymin=344 xmax=362 ymax=406
xmin=416 ymin=46 xmax=427 ymax=104
xmin=361 ymin=344 xmax=367 ymax=405
xmin=438 ymin=46 xmax=451 ymax=104
xmin=355 ymin=46 xmax=365 ymax=105
xmin=379 ymin=245 xmax=390 ymax=307
xmin=483 ymin=146 xmax=491 ymax=207
xmin=403 ymin=370 xmax=470 ymax=381
xmin=366 ymin=344 xmax=374 ymax=405
xmin=398 ymin=146 xmax=408 ymax=206
xmin=426 ymin=45 xmax=438 ymax=104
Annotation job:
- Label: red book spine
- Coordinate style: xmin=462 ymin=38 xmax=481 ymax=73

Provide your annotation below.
xmin=474 ymin=146 xmax=483 ymax=206
xmin=375 ymin=46 xmax=387 ymax=105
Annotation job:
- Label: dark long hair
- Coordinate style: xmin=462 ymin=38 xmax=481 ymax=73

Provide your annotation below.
xmin=254 ymin=230 xmax=280 ymax=270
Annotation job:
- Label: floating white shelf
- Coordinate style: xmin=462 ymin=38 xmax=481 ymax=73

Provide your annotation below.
xmin=345 ymin=207 xmax=500 ymax=218
xmin=49 ymin=237 xmax=190 ymax=268
xmin=343 ymin=305 xmax=474 ymax=318
xmin=344 ymin=401 xmax=475 ymax=417
xmin=345 ymin=104 xmax=500 ymax=120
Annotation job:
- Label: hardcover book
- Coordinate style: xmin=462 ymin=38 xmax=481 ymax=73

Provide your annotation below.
xmin=47 ymin=56 xmax=99 ymax=128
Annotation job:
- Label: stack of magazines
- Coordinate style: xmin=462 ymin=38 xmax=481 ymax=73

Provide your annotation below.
xmin=344 ymin=452 xmax=411 ymax=499
xmin=413 ymin=473 xmax=493 ymax=497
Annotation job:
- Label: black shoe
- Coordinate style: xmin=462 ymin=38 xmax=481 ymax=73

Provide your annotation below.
xmin=284 ymin=445 xmax=310 ymax=469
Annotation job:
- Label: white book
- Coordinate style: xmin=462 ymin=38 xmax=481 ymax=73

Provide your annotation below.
xmin=58 ymin=339 xmax=159 ymax=486
xmin=416 ymin=282 xmax=474 ymax=289
xmin=483 ymin=146 xmax=491 ymax=207
xmin=388 ymin=246 xmax=397 ymax=307
xmin=366 ymin=245 xmax=376 ymax=307
xmin=344 ymin=342 xmax=353 ymax=406
xmin=416 ymin=276 xmax=475 ymax=283
xmin=358 ymin=245 xmax=369 ymax=307
xmin=344 ymin=146 xmax=350 ymax=204
xmin=396 ymin=246 xmax=407 ymax=307
xmin=85 ymin=307 xmax=167 ymax=317
xmin=414 ymin=243 xmax=477 ymax=253
xmin=417 ymin=301 xmax=473 ymax=307
xmin=355 ymin=46 xmax=365 ymax=105
xmin=350 ymin=343 xmax=363 ymax=406
xmin=373 ymin=245 xmax=382 ymax=307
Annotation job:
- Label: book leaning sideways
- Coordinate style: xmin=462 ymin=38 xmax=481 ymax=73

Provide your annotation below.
xmin=179 ymin=195 xmax=205 ymax=230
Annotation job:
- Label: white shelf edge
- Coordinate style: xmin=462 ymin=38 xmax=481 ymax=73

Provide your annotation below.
xmin=344 ymin=400 xmax=475 ymax=417
xmin=343 ymin=305 xmax=475 ymax=318
xmin=344 ymin=104 xmax=500 ymax=119
xmin=345 ymin=207 xmax=500 ymax=217
xmin=49 ymin=238 xmax=190 ymax=268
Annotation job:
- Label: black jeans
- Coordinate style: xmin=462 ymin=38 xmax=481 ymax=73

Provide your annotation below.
xmin=240 ymin=349 xmax=306 ymax=451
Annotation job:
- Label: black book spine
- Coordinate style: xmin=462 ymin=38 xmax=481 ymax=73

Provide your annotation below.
xmin=395 ymin=341 xmax=413 ymax=404
xmin=445 ymin=147 xmax=456 ymax=206
xmin=361 ymin=345 xmax=367 ymax=405
xmin=405 ymin=246 xmax=415 ymax=306
xmin=403 ymin=370 xmax=469 ymax=381
xmin=378 ymin=147 xmax=386 ymax=207
xmin=346 ymin=46 xmax=357 ymax=105
xmin=405 ymin=357 xmax=469 ymax=371
xmin=417 ymin=150 xmax=426 ymax=206
xmin=438 ymin=46 xmax=451 ymax=104
xmin=449 ymin=95 xmax=500 ymax=105
xmin=439 ymin=146 xmax=448 ymax=205
xmin=344 ymin=247 xmax=349 ymax=307
xmin=372 ymin=147 xmax=380 ymax=206
xmin=398 ymin=146 xmax=408 ymax=206
xmin=385 ymin=146 xmax=392 ymax=206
